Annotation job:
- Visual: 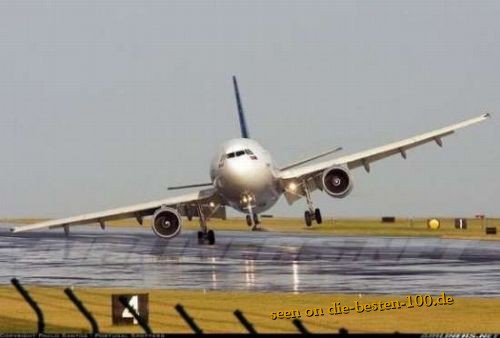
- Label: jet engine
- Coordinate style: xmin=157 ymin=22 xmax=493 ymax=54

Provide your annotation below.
xmin=152 ymin=207 xmax=182 ymax=239
xmin=322 ymin=166 xmax=353 ymax=198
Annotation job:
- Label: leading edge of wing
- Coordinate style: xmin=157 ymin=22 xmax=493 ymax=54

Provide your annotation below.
xmin=280 ymin=113 xmax=491 ymax=180
xmin=279 ymin=146 xmax=343 ymax=171
xmin=11 ymin=188 xmax=218 ymax=233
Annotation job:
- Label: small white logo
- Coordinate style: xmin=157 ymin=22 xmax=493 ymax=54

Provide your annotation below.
xmin=121 ymin=295 xmax=139 ymax=324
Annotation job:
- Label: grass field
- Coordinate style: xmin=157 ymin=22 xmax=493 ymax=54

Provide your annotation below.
xmin=1 ymin=286 xmax=500 ymax=333
xmin=2 ymin=217 xmax=499 ymax=241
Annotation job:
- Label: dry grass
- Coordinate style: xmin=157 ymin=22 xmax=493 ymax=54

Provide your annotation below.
xmin=1 ymin=286 xmax=499 ymax=333
xmin=2 ymin=217 xmax=499 ymax=241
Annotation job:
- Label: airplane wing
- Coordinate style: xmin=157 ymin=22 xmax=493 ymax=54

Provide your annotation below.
xmin=11 ymin=187 xmax=224 ymax=233
xmin=279 ymin=113 xmax=491 ymax=204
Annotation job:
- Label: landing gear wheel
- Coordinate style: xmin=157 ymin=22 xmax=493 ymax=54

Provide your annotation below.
xmin=246 ymin=215 xmax=252 ymax=226
xmin=197 ymin=231 xmax=204 ymax=244
xmin=207 ymin=229 xmax=215 ymax=245
xmin=304 ymin=210 xmax=312 ymax=227
xmin=250 ymin=213 xmax=262 ymax=231
xmin=315 ymin=208 xmax=322 ymax=224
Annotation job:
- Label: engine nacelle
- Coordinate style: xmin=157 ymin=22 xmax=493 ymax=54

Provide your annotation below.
xmin=152 ymin=207 xmax=182 ymax=239
xmin=322 ymin=166 xmax=353 ymax=198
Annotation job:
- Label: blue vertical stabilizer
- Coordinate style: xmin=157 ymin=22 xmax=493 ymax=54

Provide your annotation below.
xmin=233 ymin=76 xmax=250 ymax=138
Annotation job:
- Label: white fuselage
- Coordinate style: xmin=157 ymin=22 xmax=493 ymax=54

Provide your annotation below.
xmin=209 ymin=138 xmax=282 ymax=214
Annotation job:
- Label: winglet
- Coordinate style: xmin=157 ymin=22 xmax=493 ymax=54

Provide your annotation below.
xmin=233 ymin=76 xmax=250 ymax=138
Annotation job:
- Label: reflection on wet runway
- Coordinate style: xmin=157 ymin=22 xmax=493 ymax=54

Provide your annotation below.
xmin=1 ymin=226 xmax=500 ymax=295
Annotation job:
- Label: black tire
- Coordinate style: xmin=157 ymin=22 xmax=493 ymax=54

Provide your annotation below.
xmin=197 ymin=231 xmax=204 ymax=244
xmin=304 ymin=211 xmax=312 ymax=227
xmin=207 ymin=229 xmax=215 ymax=245
xmin=246 ymin=214 xmax=252 ymax=226
xmin=315 ymin=208 xmax=322 ymax=224
xmin=186 ymin=206 xmax=193 ymax=221
xmin=253 ymin=213 xmax=260 ymax=225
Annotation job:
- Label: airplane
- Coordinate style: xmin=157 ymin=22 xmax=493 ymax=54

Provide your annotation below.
xmin=12 ymin=76 xmax=491 ymax=245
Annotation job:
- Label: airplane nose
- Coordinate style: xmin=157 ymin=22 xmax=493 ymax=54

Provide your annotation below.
xmin=222 ymin=159 xmax=267 ymax=190
xmin=225 ymin=160 xmax=253 ymax=182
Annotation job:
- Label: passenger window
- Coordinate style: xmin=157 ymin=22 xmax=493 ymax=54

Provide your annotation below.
xmin=227 ymin=152 xmax=236 ymax=158
xmin=235 ymin=150 xmax=245 ymax=157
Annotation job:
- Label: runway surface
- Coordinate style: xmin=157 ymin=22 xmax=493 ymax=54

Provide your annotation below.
xmin=1 ymin=226 xmax=500 ymax=295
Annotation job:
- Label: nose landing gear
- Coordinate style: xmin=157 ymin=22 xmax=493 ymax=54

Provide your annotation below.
xmin=246 ymin=213 xmax=261 ymax=231
xmin=243 ymin=196 xmax=261 ymax=231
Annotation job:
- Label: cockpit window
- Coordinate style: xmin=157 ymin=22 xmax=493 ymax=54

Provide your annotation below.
xmin=246 ymin=148 xmax=258 ymax=160
xmin=225 ymin=149 xmax=258 ymax=160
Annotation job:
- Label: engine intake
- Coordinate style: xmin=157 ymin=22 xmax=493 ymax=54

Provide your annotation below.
xmin=322 ymin=166 xmax=353 ymax=198
xmin=152 ymin=207 xmax=182 ymax=239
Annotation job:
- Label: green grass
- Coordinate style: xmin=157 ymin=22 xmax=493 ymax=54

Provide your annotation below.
xmin=1 ymin=286 xmax=500 ymax=333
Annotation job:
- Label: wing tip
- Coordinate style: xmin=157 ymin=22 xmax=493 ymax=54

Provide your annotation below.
xmin=483 ymin=112 xmax=492 ymax=119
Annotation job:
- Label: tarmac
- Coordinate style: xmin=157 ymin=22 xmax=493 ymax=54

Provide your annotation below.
xmin=1 ymin=225 xmax=499 ymax=295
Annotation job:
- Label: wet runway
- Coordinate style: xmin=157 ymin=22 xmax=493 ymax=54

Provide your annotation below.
xmin=1 ymin=226 xmax=500 ymax=296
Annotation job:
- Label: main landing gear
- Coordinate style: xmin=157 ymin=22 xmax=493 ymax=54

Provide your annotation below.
xmin=198 ymin=229 xmax=215 ymax=245
xmin=303 ymin=184 xmax=322 ymax=227
xmin=304 ymin=208 xmax=322 ymax=227
xmin=196 ymin=203 xmax=215 ymax=245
